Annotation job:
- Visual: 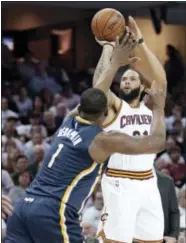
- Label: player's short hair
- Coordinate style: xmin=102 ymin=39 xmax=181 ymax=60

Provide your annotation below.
xmin=79 ymin=88 xmax=107 ymax=117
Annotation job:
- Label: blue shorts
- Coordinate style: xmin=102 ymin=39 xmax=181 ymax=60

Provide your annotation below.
xmin=5 ymin=194 xmax=85 ymax=243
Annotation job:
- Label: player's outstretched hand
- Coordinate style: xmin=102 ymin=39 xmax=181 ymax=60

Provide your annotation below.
xmin=110 ymin=26 xmax=140 ymax=68
xmin=2 ymin=195 xmax=13 ymax=220
xmin=128 ymin=16 xmax=143 ymax=42
xmin=145 ymin=80 xmax=166 ymax=111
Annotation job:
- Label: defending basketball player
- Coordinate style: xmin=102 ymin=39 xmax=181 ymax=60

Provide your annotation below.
xmin=93 ymin=17 xmax=167 ymax=243
xmin=5 ymin=85 xmax=165 ymax=243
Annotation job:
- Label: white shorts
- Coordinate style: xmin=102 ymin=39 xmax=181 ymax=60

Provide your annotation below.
xmin=97 ymin=173 xmax=164 ymax=243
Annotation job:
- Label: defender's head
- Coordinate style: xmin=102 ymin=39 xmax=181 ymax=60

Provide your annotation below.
xmin=78 ymin=88 xmax=108 ymax=126
xmin=119 ymin=69 xmax=144 ymax=103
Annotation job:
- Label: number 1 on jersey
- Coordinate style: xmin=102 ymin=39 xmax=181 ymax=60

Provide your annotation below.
xmin=48 ymin=144 xmax=64 ymax=168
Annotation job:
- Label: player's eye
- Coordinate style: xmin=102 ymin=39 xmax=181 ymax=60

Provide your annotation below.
xmin=131 ymin=77 xmax=136 ymax=81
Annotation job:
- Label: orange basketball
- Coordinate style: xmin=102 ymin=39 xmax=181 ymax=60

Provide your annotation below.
xmin=91 ymin=8 xmax=125 ymax=42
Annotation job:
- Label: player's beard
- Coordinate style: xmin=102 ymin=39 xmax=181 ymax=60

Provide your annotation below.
xmin=119 ymin=87 xmax=141 ymax=102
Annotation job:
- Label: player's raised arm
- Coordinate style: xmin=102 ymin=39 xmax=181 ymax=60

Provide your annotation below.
xmin=93 ymin=41 xmax=118 ymax=107
xmin=128 ymin=16 xmax=167 ymax=95
xmin=94 ymin=31 xmax=139 ymax=108
xmin=89 ymin=81 xmax=166 ymax=162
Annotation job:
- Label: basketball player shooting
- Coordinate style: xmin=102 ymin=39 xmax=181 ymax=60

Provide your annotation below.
xmin=5 ymin=31 xmax=166 ymax=243
xmin=93 ymin=16 xmax=167 ymax=243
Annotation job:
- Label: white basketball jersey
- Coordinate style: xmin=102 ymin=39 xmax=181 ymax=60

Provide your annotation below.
xmin=104 ymin=100 xmax=156 ymax=171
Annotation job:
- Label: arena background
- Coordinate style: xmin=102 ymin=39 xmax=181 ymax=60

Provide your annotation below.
xmin=1 ymin=1 xmax=186 ymax=242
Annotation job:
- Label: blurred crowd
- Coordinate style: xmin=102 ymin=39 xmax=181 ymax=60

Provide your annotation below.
xmin=1 ymin=43 xmax=186 ymax=241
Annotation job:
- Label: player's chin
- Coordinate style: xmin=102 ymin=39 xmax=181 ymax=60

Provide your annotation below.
xmin=120 ymin=89 xmax=131 ymax=96
xmin=123 ymin=88 xmax=131 ymax=93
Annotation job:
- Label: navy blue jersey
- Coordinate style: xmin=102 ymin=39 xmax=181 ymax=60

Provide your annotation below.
xmin=26 ymin=116 xmax=105 ymax=212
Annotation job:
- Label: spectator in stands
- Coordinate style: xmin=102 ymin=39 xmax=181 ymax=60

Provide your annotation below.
xmin=43 ymin=111 xmax=57 ymax=137
xmin=8 ymin=170 xmax=32 ymax=204
xmin=48 ymin=55 xmax=70 ymax=86
xmin=41 ymin=88 xmax=54 ymax=110
xmin=33 ymin=96 xmax=45 ymax=116
xmin=155 ymin=138 xmax=185 ymax=170
xmin=166 ymin=105 xmax=183 ymax=130
xmin=49 ymin=93 xmax=63 ymax=116
xmin=2 ymin=170 xmax=15 ymax=195
xmin=29 ymin=61 xmax=62 ymax=95
xmin=2 ymin=97 xmax=18 ymax=129
xmin=2 ymin=118 xmax=24 ymax=152
xmin=17 ymin=51 xmax=37 ymax=81
xmin=11 ymin=155 xmax=29 ymax=184
xmin=33 ymin=145 xmax=44 ymax=164
xmin=62 ymin=84 xmax=80 ymax=110
xmin=13 ymin=87 xmax=32 ymax=118
xmin=82 ymin=191 xmax=103 ymax=232
xmin=29 ymin=145 xmax=45 ymax=175
xmin=82 ymin=221 xmax=97 ymax=241
xmin=172 ymin=119 xmax=184 ymax=145
xmin=2 ymin=139 xmax=17 ymax=168
xmin=165 ymin=147 xmax=186 ymax=187
xmin=55 ymin=103 xmax=68 ymax=129
xmin=5 ymin=149 xmax=21 ymax=174
xmin=24 ymin=132 xmax=49 ymax=160
xmin=15 ymin=155 xmax=29 ymax=173
xmin=164 ymin=45 xmax=185 ymax=93
xmin=16 ymin=114 xmax=47 ymax=139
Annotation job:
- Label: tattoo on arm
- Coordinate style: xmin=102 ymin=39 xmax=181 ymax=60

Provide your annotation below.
xmin=93 ymin=45 xmax=113 ymax=86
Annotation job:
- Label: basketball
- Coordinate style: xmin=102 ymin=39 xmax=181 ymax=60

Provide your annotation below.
xmin=91 ymin=8 xmax=125 ymax=42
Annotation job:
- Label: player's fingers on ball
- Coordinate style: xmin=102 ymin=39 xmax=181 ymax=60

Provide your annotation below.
xmin=129 ymin=31 xmax=136 ymax=42
xmin=115 ymin=36 xmax=120 ymax=48
xmin=121 ymin=31 xmax=130 ymax=47
xmin=128 ymin=32 xmax=137 ymax=48
xmin=127 ymin=34 xmax=134 ymax=46
xmin=125 ymin=26 xmax=130 ymax=33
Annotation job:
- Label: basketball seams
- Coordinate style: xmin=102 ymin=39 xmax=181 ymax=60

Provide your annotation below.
xmin=103 ymin=22 xmax=124 ymax=39
xmin=101 ymin=11 xmax=116 ymax=39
